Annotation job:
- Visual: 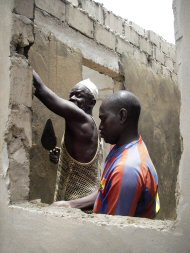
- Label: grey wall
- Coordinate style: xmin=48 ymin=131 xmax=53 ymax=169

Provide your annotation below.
xmin=1 ymin=0 xmax=190 ymax=252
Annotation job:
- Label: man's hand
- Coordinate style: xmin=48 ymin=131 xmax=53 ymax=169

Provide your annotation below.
xmin=51 ymin=200 xmax=72 ymax=208
xmin=49 ymin=147 xmax=60 ymax=164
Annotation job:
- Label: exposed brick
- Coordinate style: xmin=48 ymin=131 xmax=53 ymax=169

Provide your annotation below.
xmin=116 ymin=36 xmax=134 ymax=55
xmin=148 ymin=30 xmax=161 ymax=47
xmin=168 ymin=45 xmax=176 ymax=60
xmin=104 ymin=11 xmax=123 ymax=35
xmin=151 ymin=59 xmax=162 ymax=74
xmin=10 ymin=56 xmax=33 ymax=108
xmin=160 ymin=40 xmax=170 ymax=55
xmin=66 ymin=5 xmax=94 ymax=38
xmin=153 ymin=46 xmax=165 ymax=65
xmin=129 ymin=21 xmax=145 ymax=37
xmin=165 ymin=56 xmax=174 ymax=72
xmin=12 ymin=14 xmax=34 ymax=48
xmin=35 ymin=0 xmax=66 ymax=21
xmin=124 ymin=22 xmax=139 ymax=47
xmin=95 ymin=24 xmax=116 ymax=50
xmin=65 ymin=0 xmax=78 ymax=7
xmin=162 ymin=66 xmax=171 ymax=78
xmin=14 ymin=0 xmax=34 ymax=19
xmin=139 ymin=37 xmax=152 ymax=55
xmin=80 ymin=0 xmax=104 ymax=24
xmin=133 ymin=48 xmax=148 ymax=65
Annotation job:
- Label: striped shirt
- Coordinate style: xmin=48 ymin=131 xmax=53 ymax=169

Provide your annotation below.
xmin=93 ymin=136 xmax=160 ymax=218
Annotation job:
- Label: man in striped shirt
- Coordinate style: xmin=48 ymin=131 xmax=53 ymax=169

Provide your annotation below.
xmin=93 ymin=91 xmax=160 ymax=218
xmin=54 ymin=90 xmax=160 ymax=218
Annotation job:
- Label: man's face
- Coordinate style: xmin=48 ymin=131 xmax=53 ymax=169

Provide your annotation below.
xmin=99 ymin=102 xmax=121 ymax=144
xmin=69 ymin=84 xmax=91 ymax=111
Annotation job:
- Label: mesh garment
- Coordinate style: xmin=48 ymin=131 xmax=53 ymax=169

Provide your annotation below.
xmin=54 ymin=139 xmax=102 ymax=201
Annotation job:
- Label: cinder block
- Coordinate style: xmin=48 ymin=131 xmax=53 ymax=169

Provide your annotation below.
xmin=168 ymin=45 xmax=176 ymax=60
xmin=66 ymin=5 xmax=94 ymax=38
xmin=160 ymin=40 xmax=170 ymax=55
xmin=124 ymin=23 xmax=139 ymax=47
xmin=65 ymin=0 xmax=78 ymax=7
xmin=80 ymin=0 xmax=104 ymax=24
xmin=116 ymin=36 xmax=134 ymax=55
xmin=104 ymin=11 xmax=123 ymax=35
xmin=10 ymin=56 xmax=33 ymax=108
xmin=35 ymin=0 xmax=65 ymax=21
xmin=153 ymin=46 xmax=165 ymax=65
xmin=95 ymin=24 xmax=116 ymax=50
xmin=133 ymin=48 xmax=148 ymax=65
xmin=139 ymin=37 xmax=152 ymax=55
xmin=150 ymin=59 xmax=162 ymax=74
xmin=129 ymin=21 xmax=145 ymax=37
xmin=14 ymin=0 xmax=34 ymax=19
xmin=12 ymin=14 xmax=34 ymax=47
xmin=162 ymin=66 xmax=171 ymax=78
xmin=148 ymin=30 xmax=161 ymax=47
xmin=165 ymin=56 xmax=174 ymax=72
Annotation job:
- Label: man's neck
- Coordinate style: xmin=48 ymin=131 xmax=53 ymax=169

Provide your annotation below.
xmin=116 ymin=131 xmax=139 ymax=147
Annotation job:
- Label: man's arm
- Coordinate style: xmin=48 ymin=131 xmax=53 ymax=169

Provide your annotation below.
xmin=33 ymin=70 xmax=88 ymax=123
xmin=52 ymin=190 xmax=98 ymax=209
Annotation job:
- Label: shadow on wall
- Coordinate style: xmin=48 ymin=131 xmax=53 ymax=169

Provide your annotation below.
xmin=121 ymin=53 xmax=181 ymax=219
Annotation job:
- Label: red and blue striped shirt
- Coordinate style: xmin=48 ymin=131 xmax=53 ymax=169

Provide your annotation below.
xmin=93 ymin=136 xmax=160 ymax=218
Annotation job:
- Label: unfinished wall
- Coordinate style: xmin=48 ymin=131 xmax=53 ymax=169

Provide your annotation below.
xmin=1 ymin=0 xmax=190 ymax=252
xmin=23 ymin=0 xmax=181 ymax=219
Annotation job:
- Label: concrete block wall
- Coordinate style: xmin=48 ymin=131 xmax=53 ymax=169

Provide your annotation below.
xmin=31 ymin=0 xmax=177 ymax=81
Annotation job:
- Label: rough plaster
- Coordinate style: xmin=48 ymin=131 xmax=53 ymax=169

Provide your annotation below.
xmin=121 ymin=54 xmax=181 ymax=219
xmin=1 ymin=0 xmax=190 ymax=252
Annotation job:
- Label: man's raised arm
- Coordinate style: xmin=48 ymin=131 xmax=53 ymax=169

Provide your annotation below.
xmin=33 ymin=70 xmax=88 ymax=123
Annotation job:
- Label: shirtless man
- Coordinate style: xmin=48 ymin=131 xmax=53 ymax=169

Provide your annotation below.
xmin=33 ymin=71 xmax=101 ymax=206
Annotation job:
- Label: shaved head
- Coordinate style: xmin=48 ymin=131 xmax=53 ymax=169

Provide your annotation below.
xmin=102 ymin=90 xmax=141 ymax=124
xmin=99 ymin=91 xmax=141 ymax=145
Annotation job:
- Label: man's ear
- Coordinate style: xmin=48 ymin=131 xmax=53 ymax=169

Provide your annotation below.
xmin=119 ymin=108 xmax=127 ymax=124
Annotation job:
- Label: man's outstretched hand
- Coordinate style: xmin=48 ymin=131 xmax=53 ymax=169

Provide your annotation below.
xmin=49 ymin=147 xmax=60 ymax=164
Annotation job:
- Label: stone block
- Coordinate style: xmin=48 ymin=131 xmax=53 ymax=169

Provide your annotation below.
xmin=95 ymin=24 xmax=116 ymax=50
xmin=124 ymin=23 xmax=139 ymax=47
xmin=148 ymin=30 xmax=161 ymax=47
xmin=14 ymin=0 xmax=34 ymax=19
xmin=104 ymin=11 xmax=123 ymax=35
xmin=153 ymin=46 xmax=165 ymax=65
xmin=139 ymin=37 xmax=152 ymax=55
xmin=66 ymin=5 xmax=94 ymax=38
xmin=10 ymin=56 xmax=33 ymax=108
xmin=129 ymin=21 xmax=145 ymax=37
xmin=35 ymin=0 xmax=66 ymax=21
xmin=80 ymin=0 xmax=104 ymax=24
xmin=12 ymin=14 xmax=34 ymax=48
xmin=116 ymin=36 xmax=134 ymax=55
xmin=165 ymin=56 xmax=174 ymax=72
